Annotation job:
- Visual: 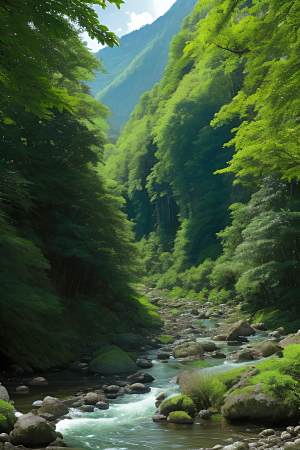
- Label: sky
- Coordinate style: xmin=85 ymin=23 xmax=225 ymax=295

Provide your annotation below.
xmin=81 ymin=0 xmax=177 ymax=52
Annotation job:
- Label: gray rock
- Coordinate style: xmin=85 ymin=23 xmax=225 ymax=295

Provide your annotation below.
xmin=38 ymin=396 xmax=68 ymax=419
xmin=9 ymin=413 xmax=57 ymax=446
xmin=200 ymin=342 xmax=220 ymax=352
xmin=136 ymin=359 xmax=153 ymax=369
xmin=124 ymin=383 xmax=150 ymax=394
xmin=28 ymin=377 xmax=48 ymax=386
xmin=211 ymin=351 xmax=226 ymax=359
xmin=103 ymin=385 xmax=120 ymax=394
xmin=0 ymin=386 xmax=9 ymax=403
xmin=95 ymin=402 xmax=109 ymax=410
xmin=281 ymin=432 xmax=292 ymax=440
xmin=39 ymin=413 xmax=56 ymax=422
xmin=15 ymin=386 xmax=29 ymax=395
xmin=62 ymin=397 xmax=83 ymax=408
xmin=173 ymin=342 xmax=204 ymax=359
xmin=127 ymin=372 xmax=154 ymax=384
xmin=199 ymin=410 xmax=212 ymax=420
xmin=259 ymin=430 xmax=276 ymax=437
xmin=152 ymin=413 xmax=167 ymax=421
xmin=32 ymin=400 xmax=43 ymax=408
xmin=0 ymin=434 xmax=9 ymax=442
xmin=83 ymin=392 xmax=107 ymax=405
xmin=80 ymin=405 xmax=94 ymax=412
xmin=226 ymin=320 xmax=256 ymax=341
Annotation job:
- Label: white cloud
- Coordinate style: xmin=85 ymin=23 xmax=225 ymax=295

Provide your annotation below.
xmin=80 ymin=31 xmax=105 ymax=53
xmin=153 ymin=0 xmax=177 ymax=18
xmin=127 ymin=12 xmax=154 ymax=33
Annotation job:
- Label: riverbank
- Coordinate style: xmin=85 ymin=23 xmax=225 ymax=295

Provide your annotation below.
xmin=2 ymin=289 xmax=300 ymax=450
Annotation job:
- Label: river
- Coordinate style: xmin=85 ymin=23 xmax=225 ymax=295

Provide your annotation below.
xmin=55 ymin=326 xmax=268 ymax=450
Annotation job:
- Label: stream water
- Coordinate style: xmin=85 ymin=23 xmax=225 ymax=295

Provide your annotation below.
xmin=52 ymin=326 xmax=269 ymax=450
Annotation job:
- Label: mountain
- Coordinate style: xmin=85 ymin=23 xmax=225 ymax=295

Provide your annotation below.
xmin=89 ymin=0 xmax=199 ymax=139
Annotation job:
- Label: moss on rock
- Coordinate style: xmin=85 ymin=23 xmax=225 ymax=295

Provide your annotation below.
xmin=159 ymin=394 xmax=196 ymax=417
xmin=219 ymin=345 xmax=300 ymax=423
xmin=0 ymin=399 xmax=17 ymax=433
xmin=89 ymin=345 xmax=138 ymax=375
xmin=167 ymin=411 xmax=194 ymax=424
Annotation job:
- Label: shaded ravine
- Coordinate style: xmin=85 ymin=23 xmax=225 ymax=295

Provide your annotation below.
xmin=56 ymin=331 xmax=268 ymax=450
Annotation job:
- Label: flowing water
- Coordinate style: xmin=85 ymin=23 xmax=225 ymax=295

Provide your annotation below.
xmin=54 ymin=330 xmax=268 ymax=450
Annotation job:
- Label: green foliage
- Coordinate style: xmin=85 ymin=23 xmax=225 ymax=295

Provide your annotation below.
xmin=158 ymin=335 xmax=174 ymax=344
xmin=0 ymin=0 xmax=123 ymax=118
xmin=179 ymin=371 xmax=227 ymax=410
xmin=168 ymin=411 xmax=193 ymax=421
xmin=159 ymin=394 xmax=196 ymax=417
xmin=0 ymin=400 xmax=17 ymax=433
xmin=191 ymin=361 xmax=213 ymax=368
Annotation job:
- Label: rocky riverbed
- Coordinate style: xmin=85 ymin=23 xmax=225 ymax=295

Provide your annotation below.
xmin=1 ymin=290 xmax=300 ymax=450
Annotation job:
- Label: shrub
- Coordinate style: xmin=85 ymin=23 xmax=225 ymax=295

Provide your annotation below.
xmin=179 ymin=371 xmax=227 ymax=410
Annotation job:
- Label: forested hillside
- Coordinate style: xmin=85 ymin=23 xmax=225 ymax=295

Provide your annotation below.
xmin=0 ymin=0 xmax=162 ymax=372
xmin=104 ymin=0 xmax=300 ymax=331
xmin=89 ymin=0 xmax=199 ymax=139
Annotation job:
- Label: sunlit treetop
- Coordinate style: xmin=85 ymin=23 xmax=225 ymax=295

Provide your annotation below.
xmin=0 ymin=0 xmax=124 ymax=117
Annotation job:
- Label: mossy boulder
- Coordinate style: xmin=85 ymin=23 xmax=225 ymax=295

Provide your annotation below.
xmin=173 ymin=343 xmax=204 ymax=360
xmin=159 ymin=394 xmax=196 ymax=417
xmin=218 ymin=346 xmax=300 ymax=423
xmin=90 ymin=345 xmax=138 ymax=375
xmin=255 ymin=340 xmax=283 ymax=357
xmin=0 ymin=400 xmax=17 ymax=434
xmin=221 ymin=382 xmax=294 ymax=422
xmin=9 ymin=413 xmax=57 ymax=446
xmin=167 ymin=411 xmax=194 ymax=424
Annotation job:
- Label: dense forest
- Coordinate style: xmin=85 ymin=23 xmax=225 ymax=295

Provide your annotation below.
xmin=89 ymin=0 xmax=199 ymax=139
xmin=0 ymin=0 xmax=162 ymax=372
xmin=2 ymin=0 xmax=300 ymax=372
xmin=104 ymin=0 xmax=300 ymax=332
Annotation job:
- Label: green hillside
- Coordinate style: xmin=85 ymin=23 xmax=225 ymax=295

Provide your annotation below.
xmin=104 ymin=0 xmax=300 ymax=327
xmin=90 ymin=0 xmax=199 ymax=139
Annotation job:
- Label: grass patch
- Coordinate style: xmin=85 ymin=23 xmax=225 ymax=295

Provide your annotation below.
xmin=159 ymin=335 xmax=174 ymax=344
xmin=252 ymin=307 xmax=300 ymax=333
xmin=179 ymin=371 xmax=227 ymax=410
xmin=191 ymin=361 xmax=213 ymax=368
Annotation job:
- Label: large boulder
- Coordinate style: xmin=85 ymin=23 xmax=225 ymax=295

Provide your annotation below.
xmin=279 ymin=331 xmax=300 ymax=348
xmin=255 ymin=340 xmax=283 ymax=357
xmin=83 ymin=393 xmax=108 ymax=406
xmin=222 ymin=383 xmax=290 ymax=422
xmin=159 ymin=394 xmax=196 ymax=417
xmin=226 ymin=320 xmax=255 ymax=341
xmin=38 ymin=396 xmax=68 ymax=419
xmin=173 ymin=343 xmax=204 ymax=360
xmin=111 ymin=334 xmax=147 ymax=352
xmin=89 ymin=345 xmax=138 ymax=375
xmin=0 ymin=400 xmax=17 ymax=434
xmin=9 ymin=413 xmax=57 ymax=446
